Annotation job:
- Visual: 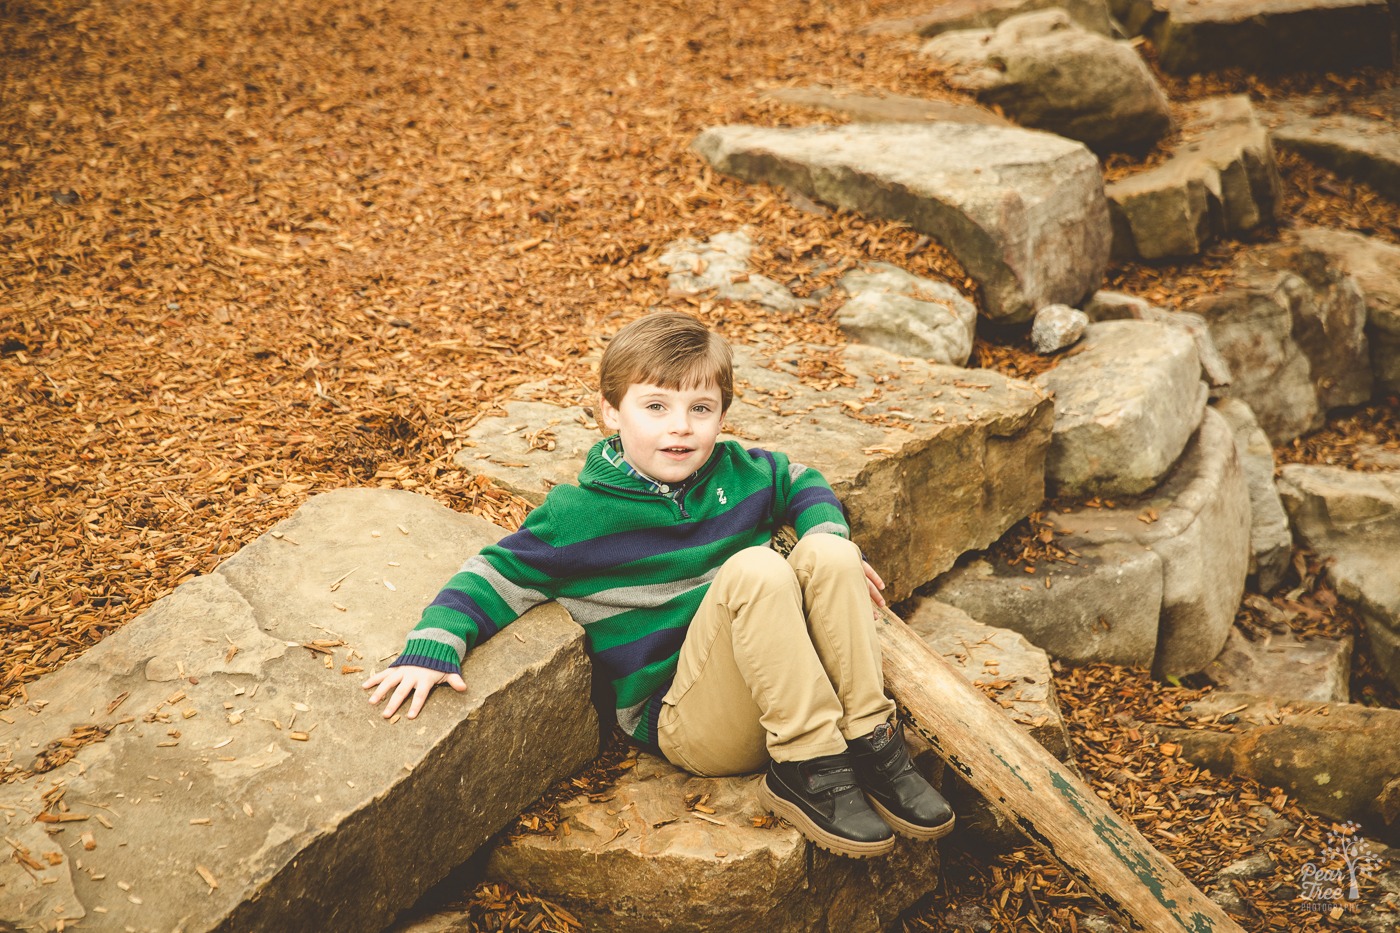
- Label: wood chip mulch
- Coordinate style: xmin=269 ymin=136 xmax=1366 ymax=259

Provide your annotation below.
xmin=3 ymin=1 xmax=1398 ymax=930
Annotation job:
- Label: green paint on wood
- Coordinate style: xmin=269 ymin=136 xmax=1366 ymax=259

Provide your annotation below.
xmin=992 ymin=747 xmax=1034 ymax=793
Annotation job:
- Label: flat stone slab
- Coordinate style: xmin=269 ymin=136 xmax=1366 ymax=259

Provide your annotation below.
xmin=1034 ymin=319 xmax=1208 ymax=497
xmin=0 ymin=490 xmax=597 ymax=933
xmin=861 ymin=0 xmax=1115 ymax=36
xmin=921 ymin=10 xmax=1172 ymax=154
xmin=1105 ymin=95 xmax=1281 ymax=260
xmin=1214 ymin=398 xmax=1292 ymax=592
xmin=1202 ymin=627 xmax=1352 ymax=702
xmin=1160 ymin=692 xmax=1400 ymax=844
xmin=762 ymin=86 xmax=1010 ymax=127
xmin=657 ymin=229 xmax=812 ymax=312
xmin=1260 ymin=85 xmax=1400 ymax=201
xmin=1045 ymin=407 xmax=1251 ymax=678
xmin=457 ymin=343 xmax=1052 ymax=603
xmin=1277 ymin=464 xmax=1400 ymax=693
xmin=1120 ymin=0 xmax=1396 ymax=74
xmin=691 ymin=122 xmax=1111 ymax=323
xmin=1185 ymin=237 xmax=1372 ymax=444
xmin=1285 ymin=226 xmax=1400 ymax=395
xmin=476 ymin=757 xmax=940 ymax=933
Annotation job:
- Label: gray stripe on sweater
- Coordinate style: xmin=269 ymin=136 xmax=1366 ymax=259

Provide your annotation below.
xmin=616 ymin=697 xmax=649 ymax=736
xmin=788 ymin=462 xmax=808 ymax=480
xmin=804 ymin=521 xmax=849 ymax=538
xmin=557 ymin=566 xmax=721 ymax=626
xmin=408 ymin=627 xmax=468 ymax=658
xmin=472 ymin=559 xmax=551 ymax=616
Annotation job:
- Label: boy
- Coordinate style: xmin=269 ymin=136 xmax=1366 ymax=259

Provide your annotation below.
xmin=364 ymin=311 xmax=953 ymax=857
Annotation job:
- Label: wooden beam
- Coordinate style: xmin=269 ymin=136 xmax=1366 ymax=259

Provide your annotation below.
xmin=877 ymin=608 xmax=1244 ymax=933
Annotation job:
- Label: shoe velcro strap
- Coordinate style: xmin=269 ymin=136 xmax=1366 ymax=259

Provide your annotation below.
xmin=805 ymin=765 xmax=858 ymax=793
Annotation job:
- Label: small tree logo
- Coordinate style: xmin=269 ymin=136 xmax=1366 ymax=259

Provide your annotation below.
xmin=1299 ymin=821 xmax=1383 ymax=911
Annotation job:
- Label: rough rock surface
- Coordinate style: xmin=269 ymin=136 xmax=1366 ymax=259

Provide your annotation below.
xmin=862 ymin=0 xmax=1116 ymax=37
xmin=1213 ymin=398 xmax=1292 ymax=592
xmin=904 ymin=600 xmax=1075 ymax=850
xmin=1034 ymin=320 xmax=1208 ymax=497
xmin=1262 ymin=88 xmax=1400 ymax=200
xmin=921 ymin=10 xmax=1172 ymax=153
xmin=762 ymin=86 xmax=1010 ymax=126
xmin=1202 ymin=628 xmax=1352 ymax=703
xmin=835 ymin=261 xmax=978 ymax=364
xmin=1159 ymin=692 xmax=1400 ymax=844
xmin=1030 ymin=303 xmax=1089 ymax=354
xmin=930 ymin=543 xmax=1164 ymax=668
xmin=657 ymin=229 xmax=812 ymax=312
xmin=1285 ymin=226 xmax=1400 ymax=395
xmin=1047 ymin=407 xmax=1251 ymax=678
xmin=1114 ymin=0 xmax=1395 ymax=74
xmin=691 ymin=122 xmax=1111 ymax=323
xmin=458 ymin=343 xmax=1052 ymax=603
xmin=1277 ymin=464 xmax=1400 ymax=693
xmin=1083 ymin=290 xmax=1233 ymax=388
xmin=1105 ymin=95 xmax=1281 ymax=260
xmin=1185 ymin=240 xmax=1372 ymax=444
xmin=482 ymin=757 xmax=940 ymax=933
xmin=0 ymin=490 xmax=598 ymax=933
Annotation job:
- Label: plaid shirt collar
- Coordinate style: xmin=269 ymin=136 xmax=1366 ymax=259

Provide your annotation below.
xmin=601 ymin=435 xmax=692 ymax=499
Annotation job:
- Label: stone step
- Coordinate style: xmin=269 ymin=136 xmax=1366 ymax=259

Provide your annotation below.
xmin=1105 ymin=95 xmax=1282 ymax=260
xmin=1202 ymin=627 xmax=1352 ymax=703
xmin=1113 ymin=0 xmax=1395 ymax=74
xmin=935 ymin=407 xmax=1251 ymax=678
xmin=1277 ymin=463 xmax=1400 ymax=694
xmin=1184 ymin=236 xmax=1372 ymax=444
xmin=0 ymin=490 xmax=597 ymax=933
xmin=456 ymin=343 xmax=1052 ymax=604
xmin=691 ymin=122 xmax=1110 ymax=323
xmin=1263 ymin=90 xmax=1400 ymax=201
xmin=1214 ymin=398 xmax=1293 ymax=593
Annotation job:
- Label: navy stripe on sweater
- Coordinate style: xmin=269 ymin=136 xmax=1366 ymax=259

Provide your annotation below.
xmin=594 ymin=621 xmax=689 ymax=675
xmin=506 ymin=489 xmax=774 ymax=576
xmin=428 ymin=589 xmax=500 ymax=642
xmin=788 ymin=484 xmax=844 ymax=518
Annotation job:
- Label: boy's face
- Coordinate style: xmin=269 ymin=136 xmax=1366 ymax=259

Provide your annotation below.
xmin=599 ymin=381 xmax=724 ymax=485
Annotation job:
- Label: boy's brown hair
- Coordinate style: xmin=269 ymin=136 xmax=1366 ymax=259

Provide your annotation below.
xmin=599 ymin=311 xmax=734 ymax=411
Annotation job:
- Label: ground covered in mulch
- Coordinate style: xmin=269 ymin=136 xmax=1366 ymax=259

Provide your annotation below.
xmin=3 ymin=1 xmax=1398 ymax=930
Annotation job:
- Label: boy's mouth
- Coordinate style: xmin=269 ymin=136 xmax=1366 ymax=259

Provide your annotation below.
xmin=662 ymin=446 xmax=693 ymax=455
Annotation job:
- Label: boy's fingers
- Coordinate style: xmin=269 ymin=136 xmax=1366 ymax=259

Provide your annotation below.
xmin=385 ymin=680 xmax=414 ymax=719
xmin=407 ymin=682 xmax=432 ymax=719
xmin=446 ymin=673 xmax=467 ymax=692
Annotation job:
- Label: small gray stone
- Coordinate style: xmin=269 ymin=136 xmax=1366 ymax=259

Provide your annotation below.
xmin=1030 ymin=303 xmax=1088 ymax=353
xmin=1035 ymin=320 xmax=1207 ymax=497
xmin=1216 ymin=853 xmax=1278 ymax=881
xmin=835 ymin=261 xmax=977 ymax=364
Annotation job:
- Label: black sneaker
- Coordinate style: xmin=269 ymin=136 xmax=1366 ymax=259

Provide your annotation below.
xmin=848 ymin=719 xmax=956 ymax=841
xmin=757 ymin=753 xmax=896 ymax=858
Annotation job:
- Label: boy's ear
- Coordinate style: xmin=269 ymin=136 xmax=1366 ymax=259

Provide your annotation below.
xmin=598 ymin=394 xmax=619 ymax=433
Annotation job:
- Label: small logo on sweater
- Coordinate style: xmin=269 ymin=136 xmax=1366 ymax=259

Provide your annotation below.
xmin=716 ymin=487 xmax=727 ymax=505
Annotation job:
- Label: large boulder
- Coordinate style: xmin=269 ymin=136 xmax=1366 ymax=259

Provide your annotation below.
xmin=1084 ymin=290 xmax=1233 ymax=389
xmin=691 ymin=122 xmax=1111 ymax=323
xmin=835 ymin=262 xmax=978 ymax=365
xmin=1185 ymin=240 xmax=1372 ymax=444
xmin=1112 ymin=0 xmax=1395 ymax=74
xmin=458 ymin=343 xmax=1052 ymax=604
xmin=1034 ymin=319 xmax=1208 ymax=497
xmin=921 ymin=10 xmax=1173 ymax=154
xmin=1046 ymin=407 xmax=1252 ymax=678
xmin=1213 ymin=398 xmax=1293 ymax=592
xmin=1277 ymin=464 xmax=1400 ymax=693
xmin=1105 ymin=96 xmax=1282 ymax=260
xmin=1285 ymin=227 xmax=1400 ymax=396
xmin=862 ymin=0 xmax=1116 ymax=36
xmin=762 ymin=86 xmax=1010 ymax=127
xmin=0 ymin=490 xmax=598 ymax=933
xmin=1157 ymin=692 xmax=1400 ymax=844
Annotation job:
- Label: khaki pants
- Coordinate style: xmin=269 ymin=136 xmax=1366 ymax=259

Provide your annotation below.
xmin=657 ymin=534 xmax=896 ymax=777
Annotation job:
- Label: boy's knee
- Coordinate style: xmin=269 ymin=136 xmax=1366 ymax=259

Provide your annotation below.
xmin=791 ymin=532 xmax=860 ymax=568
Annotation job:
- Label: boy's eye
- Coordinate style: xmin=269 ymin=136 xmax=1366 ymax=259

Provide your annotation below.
xmin=646 ymin=403 xmax=665 ymax=412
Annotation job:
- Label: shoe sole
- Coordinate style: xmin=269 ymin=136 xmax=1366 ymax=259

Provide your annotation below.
xmin=867 ymin=795 xmax=956 ymax=841
xmin=757 ymin=776 xmax=895 ymax=859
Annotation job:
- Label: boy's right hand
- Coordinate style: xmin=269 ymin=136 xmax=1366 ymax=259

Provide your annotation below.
xmin=362 ymin=665 xmax=466 ymax=720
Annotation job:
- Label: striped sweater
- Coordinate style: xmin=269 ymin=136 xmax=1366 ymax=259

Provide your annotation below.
xmin=392 ymin=438 xmax=850 ymax=747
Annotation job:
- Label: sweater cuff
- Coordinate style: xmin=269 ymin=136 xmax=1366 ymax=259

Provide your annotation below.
xmin=390 ymin=638 xmax=463 ymax=675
